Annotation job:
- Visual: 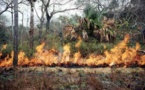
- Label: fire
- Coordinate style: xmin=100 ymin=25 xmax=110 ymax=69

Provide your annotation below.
xmin=61 ymin=44 xmax=71 ymax=64
xmin=0 ymin=52 xmax=13 ymax=67
xmin=0 ymin=34 xmax=145 ymax=67
xmin=0 ymin=44 xmax=7 ymax=57
xmin=36 ymin=42 xmax=45 ymax=53
xmin=103 ymin=34 xmax=141 ymax=66
xmin=74 ymin=51 xmax=81 ymax=64
xmin=2 ymin=44 xmax=7 ymax=50
xmin=75 ymin=36 xmax=82 ymax=48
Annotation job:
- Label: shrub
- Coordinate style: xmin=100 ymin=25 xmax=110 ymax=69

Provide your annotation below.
xmin=0 ymin=25 xmax=9 ymax=45
xmin=70 ymin=39 xmax=114 ymax=57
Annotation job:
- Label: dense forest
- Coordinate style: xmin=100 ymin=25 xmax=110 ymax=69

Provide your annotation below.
xmin=0 ymin=0 xmax=145 ymax=90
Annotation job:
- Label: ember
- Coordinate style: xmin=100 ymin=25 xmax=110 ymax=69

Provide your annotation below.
xmin=0 ymin=34 xmax=145 ymax=67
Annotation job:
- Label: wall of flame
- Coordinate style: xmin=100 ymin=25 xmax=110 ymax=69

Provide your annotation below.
xmin=0 ymin=34 xmax=145 ymax=67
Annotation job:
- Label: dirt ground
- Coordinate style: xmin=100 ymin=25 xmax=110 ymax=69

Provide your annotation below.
xmin=0 ymin=67 xmax=145 ymax=90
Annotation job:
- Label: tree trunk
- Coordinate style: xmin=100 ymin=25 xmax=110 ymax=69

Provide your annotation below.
xmin=13 ymin=0 xmax=18 ymax=66
xmin=11 ymin=3 xmax=14 ymax=38
xmin=29 ymin=1 xmax=34 ymax=50
xmin=34 ymin=3 xmax=44 ymax=43
xmin=20 ymin=13 xmax=24 ymax=45
xmin=46 ymin=20 xmax=50 ymax=32
xmin=38 ymin=22 xmax=43 ymax=43
xmin=45 ymin=12 xmax=52 ymax=32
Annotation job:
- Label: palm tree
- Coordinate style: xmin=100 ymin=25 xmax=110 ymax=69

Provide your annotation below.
xmin=83 ymin=4 xmax=116 ymax=42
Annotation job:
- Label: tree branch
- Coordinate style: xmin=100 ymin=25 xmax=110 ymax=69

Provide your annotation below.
xmin=34 ymin=6 xmax=41 ymax=20
xmin=0 ymin=0 xmax=27 ymax=15
xmin=46 ymin=0 xmax=50 ymax=7
xmin=0 ymin=0 xmax=13 ymax=15
xmin=51 ymin=5 xmax=82 ymax=16
xmin=49 ymin=0 xmax=73 ymax=6
xmin=34 ymin=5 xmax=44 ymax=22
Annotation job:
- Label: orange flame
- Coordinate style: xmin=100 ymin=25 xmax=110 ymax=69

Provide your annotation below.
xmin=75 ymin=36 xmax=82 ymax=48
xmin=2 ymin=44 xmax=7 ymax=50
xmin=0 ymin=34 xmax=145 ymax=67
xmin=61 ymin=44 xmax=71 ymax=64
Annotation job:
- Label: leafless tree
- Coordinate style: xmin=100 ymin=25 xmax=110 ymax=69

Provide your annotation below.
xmin=40 ymin=0 xmax=82 ymax=32
xmin=13 ymin=0 xmax=18 ymax=66
xmin=27 ymin=0 xmax=37 ymax=50
xmin=0 ymin=0 xmax=13 ymax=15
xmin=19 ymin=11 xmax=24 ymax=45
xmin=130 ymin=0 xmax=145 ymax=22
xmin=0 ymin=0 xmax=27 ymax=15
xmin=0 ymin=0 xmax=28 ymax=39
xmin=34 ymin=2 xmax=45 ymax=43
xmin=11 ymin=2 xmax=14 ymax=37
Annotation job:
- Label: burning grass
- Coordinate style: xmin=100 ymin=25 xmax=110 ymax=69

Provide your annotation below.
xmin=0 ymin=34 xmax=145 ymax=67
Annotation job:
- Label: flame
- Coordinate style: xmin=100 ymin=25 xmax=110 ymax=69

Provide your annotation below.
xmin=74 ymin=51 xmax=81 ymax=64
xmin=0 ymin=52 xmax=2 ymax=57
xmin=0 ymin=44 xmax=7 ymax=57
xmin=75 ymin=36 xmax=82 ymax=48
xmin=2 ymin=44 xmax=7 ymax=50
xmin=36 ymin=42 xmax=45 ymax=53
xmin=0 ymin=34 xmax=145 ymax=67
xmin=102 ymin=34 xmax=139 ymax=66
xmin=0 ymin=52 xmax=13 ymax=67
xmin=18 ymin=51 xmax=29 ymax=66
xmin=61 ymin=44 xmax=71 ymax=63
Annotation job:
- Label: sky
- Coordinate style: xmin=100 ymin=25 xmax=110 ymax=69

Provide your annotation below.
xmin=2 ymin=0 xmax=82 ymax=26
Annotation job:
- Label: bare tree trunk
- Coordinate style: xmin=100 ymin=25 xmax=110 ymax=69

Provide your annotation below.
xmin=35 ymin=4 xmax=45 ymax=43
xmin=41 ymin=0 xmax=81 ymax=33
xmin=39 ymin=22 xmax=43 ymax=43
xmin=11 ymin=3 xmax=14 ymax=38
xmin=29 ymin=0 xmax=34 ymax=50
xmin=13 ymin=0 xmax=18 ymax=66
xmin=45 ymin=11 xmax=52 ymax=32
xmin=46 ymin=19 xmax=50 ymax=32
xmin=20 ymin=12 xmax=24 ymax=45
xmin=27 ymin=8 xmax=29 ymax=28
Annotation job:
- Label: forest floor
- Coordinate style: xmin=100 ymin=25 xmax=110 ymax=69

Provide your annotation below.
xmin=0 ymin=66 xmax=145 ymax=90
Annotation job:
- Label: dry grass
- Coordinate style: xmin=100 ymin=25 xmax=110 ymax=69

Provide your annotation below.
xmin=0 ymin=67 xmax=145 ymax=90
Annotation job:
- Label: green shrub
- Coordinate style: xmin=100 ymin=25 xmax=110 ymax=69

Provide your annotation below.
xmin=0 ymin=25 xmax=10 ymax=45
xmin=0 ymin=44 xmax=13 ymax=59
xmin=69 ymin=39 xmax=114 ymax=57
